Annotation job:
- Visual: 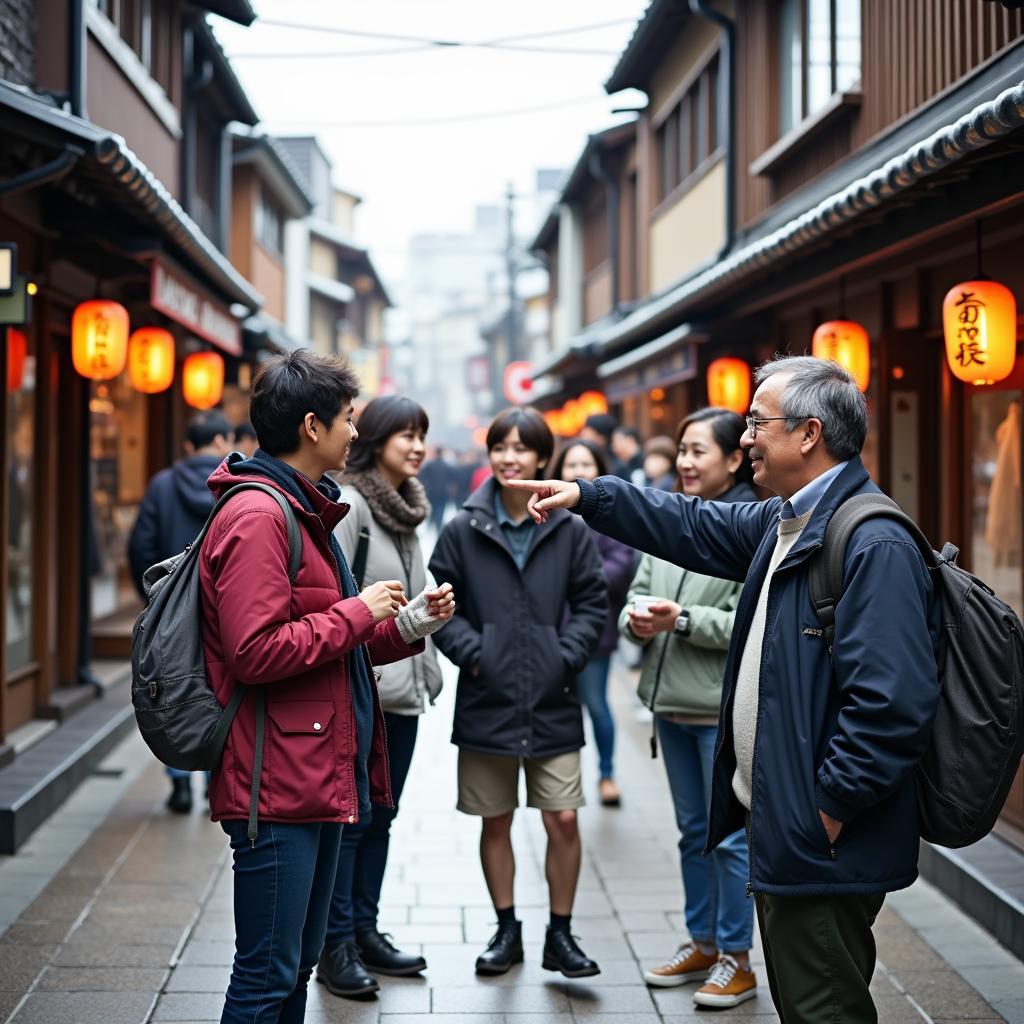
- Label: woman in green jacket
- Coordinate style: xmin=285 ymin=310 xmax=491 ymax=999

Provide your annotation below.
xmin=621 ymin=408 xmax=759 ymax=1010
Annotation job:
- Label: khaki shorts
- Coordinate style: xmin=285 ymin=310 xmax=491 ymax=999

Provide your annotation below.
xmin=457 ymin=749 xmax=585 ymax=816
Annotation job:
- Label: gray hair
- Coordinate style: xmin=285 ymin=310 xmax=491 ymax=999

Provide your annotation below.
xmin=754 ymin=356 xmax=867 ymax=460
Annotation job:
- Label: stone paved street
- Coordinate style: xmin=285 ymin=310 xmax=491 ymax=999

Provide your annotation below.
xmin=0 ymin=658 xmax=1022 ymax=1023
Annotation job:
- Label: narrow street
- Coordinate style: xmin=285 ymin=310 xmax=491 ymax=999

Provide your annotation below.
xmin=0 ymin=659 xmax=1021 ymax=1024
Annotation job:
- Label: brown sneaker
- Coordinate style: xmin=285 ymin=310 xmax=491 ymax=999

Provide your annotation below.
xmin=693 ymin=954 xmax=757 ymax=1007
xmin=643 ymin=941 xmax=718 ymax=988
xmin=599 ymin=778 xmax=621 ymax=807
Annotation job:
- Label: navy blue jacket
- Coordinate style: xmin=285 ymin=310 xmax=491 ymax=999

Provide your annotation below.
xmin=575 ymin=457 xmax=941 ymax=895
xmin=128 ymin=454 xmax=223 ymax=599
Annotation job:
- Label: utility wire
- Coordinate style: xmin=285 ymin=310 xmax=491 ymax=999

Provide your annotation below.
xmin=231 ymin=43 xmax=618 ymax=58
xmin=267 ymin=93 xmax=611 ymax=128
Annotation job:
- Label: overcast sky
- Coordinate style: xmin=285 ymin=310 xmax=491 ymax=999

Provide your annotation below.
xmin=212 ymin=1 xmax=648 ymax=287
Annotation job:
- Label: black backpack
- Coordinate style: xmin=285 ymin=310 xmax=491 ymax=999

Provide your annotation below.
xmin=808 ymin=493 xmax=1024 ymax=849
xmin=131 ymin=482 xmax=302 ymax=842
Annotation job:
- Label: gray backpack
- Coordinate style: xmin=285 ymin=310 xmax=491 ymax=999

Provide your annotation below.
xmin=131 ymin=482 xmax=302 ymax=841
xmin=809 ymin=493 xmax=1024 ymax=849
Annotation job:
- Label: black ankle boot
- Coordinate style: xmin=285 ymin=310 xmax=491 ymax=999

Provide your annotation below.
xmin=475 ymin=920 xmax=523 ymax=975
xmin=542 ymin=927 xmax=600 ymax=978
xmin=167 ymin=777 xmax=192 ymax=814
xmin=316 ymin=941 xmax=380 ymax=998
xmin=356 ymin=929 xmax=426 ymax=976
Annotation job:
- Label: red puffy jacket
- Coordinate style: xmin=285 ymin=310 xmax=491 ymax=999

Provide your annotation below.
xmin=199 ymin=462 xmax=421 ymax=825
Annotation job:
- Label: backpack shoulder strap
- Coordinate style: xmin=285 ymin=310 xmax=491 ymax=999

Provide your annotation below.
xmin=351 ymin=527 xmax=371 ymax=591
xmin=210 ymin=482 xmax=304 ymax=583
xmin=808 ymin=493 xmax=935 ymax=646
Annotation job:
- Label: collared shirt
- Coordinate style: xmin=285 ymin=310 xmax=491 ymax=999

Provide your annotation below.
xmin=780 ymin=460 xmax=849 ymax=521
xmin=494 ymin=488 xmax=536 ymax=570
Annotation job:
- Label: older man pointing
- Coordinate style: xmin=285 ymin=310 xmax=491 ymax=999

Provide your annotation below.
xmin=508 ymin=356 xmax=940 ymax=1024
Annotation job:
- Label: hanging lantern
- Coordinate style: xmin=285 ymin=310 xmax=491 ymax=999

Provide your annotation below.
xmin=706 ymin=357 xmax=750 ymax=415
xmin=577 ymin=390 xmax=609 ymax=418
xmin=128 ymin=327 xmax=175 ymax=394
xmin=812 ymin=320 xmax=870 ymax=392
xmin=942 ymin=279 xmax=1017 ymax=386
xmin=71 ymin=299 xmax=129 ymax=380
xmin=183 ymin=351 xmax=224 ymax=409
xmin=7 ymin=327 xmax=27 ymax=392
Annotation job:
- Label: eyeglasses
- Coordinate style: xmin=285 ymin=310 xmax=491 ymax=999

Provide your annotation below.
xmin=744 ymin=415 xmax=812 ymax=439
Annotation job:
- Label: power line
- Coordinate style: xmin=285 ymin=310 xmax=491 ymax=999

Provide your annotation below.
xmin=266 ymin=94 xmax=611 ymax=128
xmin=231 ymin=42 xmax=618 ymax=59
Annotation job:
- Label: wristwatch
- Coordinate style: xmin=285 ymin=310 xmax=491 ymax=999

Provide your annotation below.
xmin=674 ymin=610 xmax=691 ymax=636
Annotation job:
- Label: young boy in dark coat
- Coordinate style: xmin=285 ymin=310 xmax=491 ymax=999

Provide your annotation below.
xmin=429 ymin=408 xmax=607 ymax=979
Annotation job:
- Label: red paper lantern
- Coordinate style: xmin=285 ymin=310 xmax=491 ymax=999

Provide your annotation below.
xmin=128 ymin=327 xmax=175 ymax=394
xmin=183 ymin=351 xmax=225 ymax=409
xmin=7 ymin=327 xmax=26 ymax=392
xmin=706 ymin=357 xmax=750 ymax=415
xmin=942 ymin=279 xmax=1017 ymax=386
xmin=812 ymin=320 xmax=871 ymax=392
xmin=72 ymin=300 xmax=129 ymax=380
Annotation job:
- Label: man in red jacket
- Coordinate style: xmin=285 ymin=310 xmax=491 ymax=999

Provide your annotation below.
xmin=199 ymin=349 xmax=454 ymax=1024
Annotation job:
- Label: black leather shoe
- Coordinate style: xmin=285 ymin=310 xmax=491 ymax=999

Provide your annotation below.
xmin=316 ymin=941 xmax=380 ymax=998
xmin=167 ymin=777 xmax=192 ymax=814
xmin=356 ymin=929 xmax=427 ymax=976
xmin=542 ymin=927 xmax=600 ymax=978
xmin=475 ymin=920 xmax=523 ymax=975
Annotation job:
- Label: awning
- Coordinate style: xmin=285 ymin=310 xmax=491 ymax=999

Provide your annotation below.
xmin=0 ymin=80 xmax=262 ymax=312
xmin=307 ymin=272 xmax=355 ymax=305
xmin=598 ymin=324 xmax=702 ymax=403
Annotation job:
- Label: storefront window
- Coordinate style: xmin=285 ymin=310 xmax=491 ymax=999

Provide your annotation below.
xmin=6 ymin=334 xmax=36 ymax=672
xmin=90 ymin=375 xmax=147 ymax=620
xmin=970 ymin=390 xmax=1022 ymax=618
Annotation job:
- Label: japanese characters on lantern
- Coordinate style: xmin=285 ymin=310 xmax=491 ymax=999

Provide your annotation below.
xmin=128 ymin=328 xmax=175 ymax=394
xmin=812 ymin=320 xmax=870 ymax=392
xmin=943 ymin=280 xmax=1017 ymax=386
xmin=71 ymin=300 xmax=129 ymax=380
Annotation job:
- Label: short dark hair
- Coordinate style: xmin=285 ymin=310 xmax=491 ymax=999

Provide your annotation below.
xmin=613 ymin=425 xmax=642 ymax=444
xmin=486 ymin=407 xmax=554 ymax=467
xmin=249 ymin=349 xmax=360 ymax=456
xmin=583 ymin=413 xmax=618 ymax=443
xmin=233 ymin=420 xmax=258 ymax=443
xmin=186 ymin=410 xmax=232 ymax=449
xmin=346 ymin=395 xmax=430 ymax=474
xmin=676 ymin=406 xmax=754 ymax=486
xmin=550 ymin=438 xmax=610 ymax=480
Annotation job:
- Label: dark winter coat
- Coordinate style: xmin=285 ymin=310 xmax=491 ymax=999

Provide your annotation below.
xmin=199 ymin=459 xmax=422 ymax=825
xmin=429 ymin=478 xmax=607 ymax=757
xmin=591 ymin=530 xmax=637 ymax=657
xmin=575 ymin=457 xmax=941 ymax=896
xmin=128 ymin=454 xmax=223 ymax=598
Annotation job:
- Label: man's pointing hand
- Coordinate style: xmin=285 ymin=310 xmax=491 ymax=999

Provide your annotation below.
xmin=504 ymin=478 xmax=582 ymax=524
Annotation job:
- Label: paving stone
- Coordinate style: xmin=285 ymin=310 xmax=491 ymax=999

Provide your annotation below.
xmin=0 ymin=944 xmax=55 ymax=991
xmin=36 ymin=966 xmax=168 ymax=991
xmin=51 ymin=941 xmax=175 ymax=968
xmin=176 ymin=940 xmax=236 ymax=966
xmin=13 ymin=990 xmax=155 ymax=1024
xmin=375 ymin=980 xmax=430 ymax=1013
xmin=885 ymin=969 xmax=1002 ymax=1020
xmin=567 ymin=983 xmax=657 ymax=1013
xmin=431 ymin=984 xmax=570 ymax=1014
xmin=151 ymin=991 xmax=224 ymax=1021
xmin=163 ymin=965 xmax=230 ymax=992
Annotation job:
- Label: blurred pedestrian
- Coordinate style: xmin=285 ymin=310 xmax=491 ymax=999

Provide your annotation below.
xmin=232 ymin=420 xmax=259 ymax=459
xmin=319 ymin=396 xmax=445 ymax=997
xmin=621 ymin=409 xmax=757 ymax=1007
xmin=419 ymin=447 xmax=452 ymax=532
xmin=612 ymin=426 xmax=645 ymax=484
xmin=507 ymin=357 xmax=941 ymax=1024
xmin=199 ymin=349 xmax=453 ymax=1024
xmin=128 ymin=409 xmax=232 ymax=814
xmin=643 ymin=435 xmax=678 ymax=490
xmin=551 ymin=439 xmax=635 ymax=807
xmin=430 ymin=408 xmax=607 ymax=979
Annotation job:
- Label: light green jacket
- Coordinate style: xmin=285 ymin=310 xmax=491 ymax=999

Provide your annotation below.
xmin=618 ymin=553 xmax=741 ymax=718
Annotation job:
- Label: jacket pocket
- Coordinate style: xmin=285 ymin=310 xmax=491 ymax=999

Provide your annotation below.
xmin=266 ymin=700 xmax=337 ymax=818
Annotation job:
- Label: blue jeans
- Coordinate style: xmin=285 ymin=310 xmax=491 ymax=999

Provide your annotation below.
xmin=325 ymin=712 xmax=419 ymax=948
xmin=220 ymin=820 xmax=343 ymax=1024
xmin=166 ymin=768 xmax=211 ymax=781
xmin=656 ymin=717 xmax=753 ymax=952
xmin=577 ymin=656 xmax=615 ymax=779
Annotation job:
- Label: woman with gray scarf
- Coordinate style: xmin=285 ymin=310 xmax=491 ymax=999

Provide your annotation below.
xmin=317 ymin=396 xmax=444 ymax=999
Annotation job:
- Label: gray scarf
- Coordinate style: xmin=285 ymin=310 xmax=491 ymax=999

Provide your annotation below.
xmin=340 ymin=468 xmax=430 ymax=535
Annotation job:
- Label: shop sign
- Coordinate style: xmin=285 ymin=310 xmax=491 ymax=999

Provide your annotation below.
xmin=0 ymin=243 xmax=15 ymax=296
xmin=604 ymin=342 xmax=696 ymax=403
xmin=150 ymin=259 xmax=241 ymax=355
